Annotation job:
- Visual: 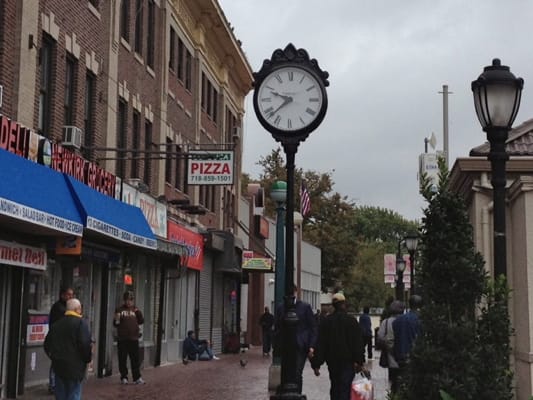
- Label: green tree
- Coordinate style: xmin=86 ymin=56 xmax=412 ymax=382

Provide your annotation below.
xmin=396 ymin=158 xmax=512 ymax=400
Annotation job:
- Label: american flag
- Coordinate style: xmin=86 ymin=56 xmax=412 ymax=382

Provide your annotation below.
xmin=300 ymin=182 xmax=311 ymax=217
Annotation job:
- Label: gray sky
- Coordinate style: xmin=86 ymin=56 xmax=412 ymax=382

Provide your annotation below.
xmin=218 ymin=0 xmax=533 ymax=221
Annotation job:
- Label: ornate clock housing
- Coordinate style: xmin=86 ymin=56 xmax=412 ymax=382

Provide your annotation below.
xmin=253 ymin=44 xmax=329 ymax=143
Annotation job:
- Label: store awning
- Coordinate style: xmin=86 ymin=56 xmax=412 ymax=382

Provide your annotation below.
xmin=0 ymin=149 xmax=84 ymax=236
xmin=64 ymin=175 xmax=157 ymax=249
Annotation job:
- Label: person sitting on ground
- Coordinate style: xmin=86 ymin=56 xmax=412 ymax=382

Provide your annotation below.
xmin=182 ymin=330 xmax=219 ymax=361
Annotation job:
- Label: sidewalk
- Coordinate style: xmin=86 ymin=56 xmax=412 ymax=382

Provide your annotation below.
xmin=19 ymin=347 xmax=389 ymax=400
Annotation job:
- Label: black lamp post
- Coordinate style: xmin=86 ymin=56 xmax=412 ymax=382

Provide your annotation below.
xmin=404 ymin=234 xmax=419 ymax=295
xmin=396 ymin=240 xmax=406 ymax=301
xmin=471 ymin=59 xmax=523 ymax=279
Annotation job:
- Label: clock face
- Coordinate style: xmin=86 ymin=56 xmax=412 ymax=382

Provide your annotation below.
xmin=256 ymin=66 xmax=325 ymax=132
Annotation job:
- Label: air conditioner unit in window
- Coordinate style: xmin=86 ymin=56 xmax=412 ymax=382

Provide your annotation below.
xmin=62 ymin=126 xmax=83 ymax=149
xmin=232 ymin=126 xmax=241 ymax=141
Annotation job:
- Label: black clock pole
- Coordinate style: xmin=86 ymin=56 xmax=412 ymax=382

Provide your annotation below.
xmin=252 ymin=44 xmax=328 ymax=400
xmin=273 ymin=142 xmax=303 ymax=399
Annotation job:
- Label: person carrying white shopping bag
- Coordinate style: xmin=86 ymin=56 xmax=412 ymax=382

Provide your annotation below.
xmin=351 ymin=371 xmax=374 ymax=400
xmin=311 ymin=293 xmax=366 ymax=400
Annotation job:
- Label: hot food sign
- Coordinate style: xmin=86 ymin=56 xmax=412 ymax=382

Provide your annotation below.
xmin=187 ymin=151 xmax=234 ymax=185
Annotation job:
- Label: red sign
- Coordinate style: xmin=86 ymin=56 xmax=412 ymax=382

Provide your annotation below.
xmin=167 ymin=221 xmax=204 ymax=271
xmin=0 ymin=114 xmax=117 ymax=197
xmin=0 ymin=240 xmax=47 ymax=270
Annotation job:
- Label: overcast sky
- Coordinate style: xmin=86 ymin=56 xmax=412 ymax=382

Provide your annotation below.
xmin=218 ymin=0 xmax=533 ymax=221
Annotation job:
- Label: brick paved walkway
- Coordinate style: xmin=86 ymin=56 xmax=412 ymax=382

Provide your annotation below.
xmin=19 ymin=348 xmax=390 ymax=400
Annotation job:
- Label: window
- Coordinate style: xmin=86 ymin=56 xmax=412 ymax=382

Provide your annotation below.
xmin=199 ymin=186 xmax=215 ymax=211
xmin=165 ymin=137 xmax=172 ymax=183
xmin=169 ymin=28 xmax=176 ymax=71
xmin=185 ymin=50 xmax=192 ymax=90
xmin=144 ymin=120 xmax=152 ymax=185
xmin=134 ymin=0 xmax=143 ymax=54
xmin=177 ymin=38 xmax=192 ymax=90
xmin=201 ymin=73 xmax=218 ymax=122
xmin=174 ymin=145 xmax=182 ymax=189
xmin=117 ymin=100 xmax=127 ymax=178
xmin=64 ymin=57 xmax=76 ymax=126
xmin=39 ymin=36 xmax=54 ymax=137
xmin=120 ymin=0 xmax=130 ymax=42
xmin=146 ymin=0 xmax=155 ymax=68
xmin=132 ymin=111 xmax=141 ymax=178
xmin=84 ymin=72 xmax=96 ymax=160
xmin=177 ymin=38 xmax=183 ymax=79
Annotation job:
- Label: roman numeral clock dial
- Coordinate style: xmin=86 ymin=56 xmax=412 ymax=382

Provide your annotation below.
xmin=255 ymin=66 xmax=326 ymax=135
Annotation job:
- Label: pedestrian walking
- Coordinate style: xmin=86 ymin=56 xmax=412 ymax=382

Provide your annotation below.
xmin=259 ymin=306 xmax=275 ymax=356
xmin=44 ymin=298 xmax=92 ymax=400
xmin=359 ymin=306 xmax=373 ymax=360
xmin=393 ymin=295 xmax=422 ymax=382
xmin=113 ymin=291 xmax=145 ymax=385
xmin=311 ymin=293 xmax=365 ymax=400
xmin=47 ymin=286 xmax=74 ymax=394
xmin=377 ymin=300 xmax=405 ymax=394
xmin=275 ymin=283 xmax=317 ymax=394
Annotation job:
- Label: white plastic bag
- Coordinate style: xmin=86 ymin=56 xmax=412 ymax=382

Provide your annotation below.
xmin=351 ymin=372 xmax=374 ymax=400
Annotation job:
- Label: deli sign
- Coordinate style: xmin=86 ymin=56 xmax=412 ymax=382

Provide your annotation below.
xmin=187 ymin=151 xmax=234 ymax=185
xmin=0 ymin=239 xmax=47 ymax=270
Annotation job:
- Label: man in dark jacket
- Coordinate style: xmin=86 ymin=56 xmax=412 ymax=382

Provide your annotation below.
xmin=311 ymin=293 xmax=365 ymax=400
xmin=114 ymin=291 xmax=145 ymax=385
xmin=182 ymin=330 xmax=218 ymax=361
xmin=44 ymin=298 xmax=92 ymax=400
xmin=259 ymin=306 xmax=275 ymax=356
xmin=275 ymin=284 xmax=317 ymax=394
xmin=47 ymin=286 xmax=74 ymax=394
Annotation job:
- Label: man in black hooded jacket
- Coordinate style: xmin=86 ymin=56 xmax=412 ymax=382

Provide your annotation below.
xmin=311 ymin=293 xmax=365 ymax=400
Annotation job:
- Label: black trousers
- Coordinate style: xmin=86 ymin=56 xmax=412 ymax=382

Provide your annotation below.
xmin=118 ymin=339 xmax=141 ymax=381
xmin=262 ymin=330 xmax=273 ymax=354
xmin=363 ymin=335 xmax=373 ymax=359
xmin=327 ymin=361 xmax=356 ymax=400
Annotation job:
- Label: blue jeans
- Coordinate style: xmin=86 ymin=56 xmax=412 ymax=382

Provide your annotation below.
xmin=54 ymin=375 xmax=82 ymax=400
xmin=327 ymin=361 xmax=356 ymax=400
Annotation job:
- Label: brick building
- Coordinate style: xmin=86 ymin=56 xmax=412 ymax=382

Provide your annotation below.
xmin=0 ymin=0 xmax=252 ymax=397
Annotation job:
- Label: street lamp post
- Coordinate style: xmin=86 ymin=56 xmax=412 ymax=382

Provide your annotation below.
xmin=270 ymin=181 xmax=287 ymax=366
xmin=396 ymin=240 xmax=406 ymax=301
xmin=471 ymin=59 xmax=523 ymax=279
xmin=404 ymin=234 xmax=419 ymax=295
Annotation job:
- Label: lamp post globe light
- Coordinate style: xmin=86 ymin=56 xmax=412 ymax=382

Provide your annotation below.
xmin=253 ymin=44 xmax=329 ymax=399
xmin=270 ymin=180 xmax=287 ymax=366
xmin=396 ymin=251 xmax=406 ymax=302
xmin=471 ymin=59 xmax=523 ymax=279
xmin=404 ymin=234 xmax=419 ymax=295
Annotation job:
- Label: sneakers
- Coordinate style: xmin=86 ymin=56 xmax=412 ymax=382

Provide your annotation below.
xmin=134 ymin=378 xmax=146 ymax=385
xmin=212 ymin=355 xmax=220 ymax=360
xmin=120 ymin=378 xmax=128 ymax=385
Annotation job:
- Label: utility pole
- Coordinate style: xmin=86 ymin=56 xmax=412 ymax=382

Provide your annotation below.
xmin=439 ymin=85 xmax=452 ymax=168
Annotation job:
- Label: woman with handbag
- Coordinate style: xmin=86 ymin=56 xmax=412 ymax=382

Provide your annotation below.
xmin=376 ymin=300 xmax=404 ymax=394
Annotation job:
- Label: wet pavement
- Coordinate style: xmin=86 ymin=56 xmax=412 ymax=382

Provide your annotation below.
xmin=19 ymin=347 xmax=389 ymax=400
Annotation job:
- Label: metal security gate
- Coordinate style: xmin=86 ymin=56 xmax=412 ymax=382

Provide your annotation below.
xmin=198 ymin=255 xmax=213 ymax=343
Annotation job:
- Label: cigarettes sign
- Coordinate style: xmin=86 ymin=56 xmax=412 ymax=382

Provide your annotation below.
xmin=187 ymin=151 xmax=234 ymax=185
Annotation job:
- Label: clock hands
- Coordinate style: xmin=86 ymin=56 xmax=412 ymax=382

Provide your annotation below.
xmin=268 ymin=91 xmax=293 ymax=118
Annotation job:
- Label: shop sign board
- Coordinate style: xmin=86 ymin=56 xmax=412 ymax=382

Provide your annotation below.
xmin=187 ymin=150 xmax=234 ymax=185
xmin=26 ymin=314 xmax=49 ymax=345
xmin=242 ymin=250 xmax=273 ymax=272
xmin=0 ymin=239 xmax=47 ymax=270
xmin=0 ymin=114 xmax=118 ymax=197
xmin=122 ymin=183 xmax=167 ymax=238
xmin=0 ymin=198 xmax=83 ymax=236
xmin=167 ymin=220 xmax=204 ymax=270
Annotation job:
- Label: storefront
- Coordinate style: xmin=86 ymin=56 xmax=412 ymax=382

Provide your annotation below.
xmin=0 ymin=147 xmax=157 ymax=397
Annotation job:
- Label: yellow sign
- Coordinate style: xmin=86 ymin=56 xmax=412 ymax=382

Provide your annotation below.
xmin=242 ymin=250 xmax=272 ymax=271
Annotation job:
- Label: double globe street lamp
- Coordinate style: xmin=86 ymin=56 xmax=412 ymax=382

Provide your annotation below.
xmin=471 ymin=59 xmax=523 ymax=279
xmin=396 ymin=240 xmax=406 ymax=301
